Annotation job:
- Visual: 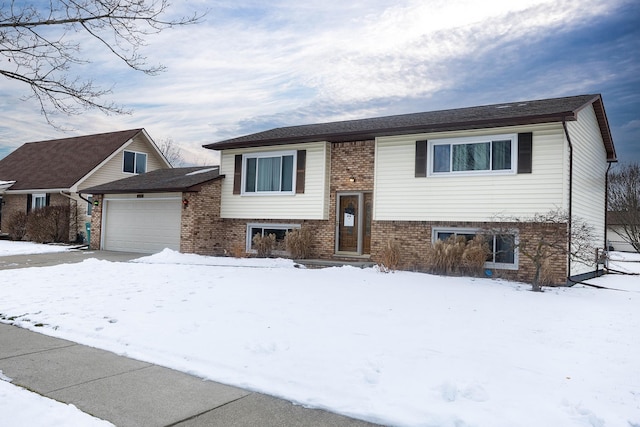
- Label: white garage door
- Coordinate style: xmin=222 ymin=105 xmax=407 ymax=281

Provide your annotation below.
xmin=102 ymin=198 xmax=181 ymax=253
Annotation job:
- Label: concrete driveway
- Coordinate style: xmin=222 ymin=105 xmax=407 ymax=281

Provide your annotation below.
xmin=0 ymin=249 xmax=144 ymax=270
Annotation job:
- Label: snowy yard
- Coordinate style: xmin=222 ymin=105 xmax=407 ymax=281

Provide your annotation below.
xmin=0 ymin=243 xmax=639 ymax=427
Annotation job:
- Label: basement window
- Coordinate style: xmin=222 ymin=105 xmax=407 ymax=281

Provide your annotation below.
xmin=246 ymin=223 xmax=300 ymax=254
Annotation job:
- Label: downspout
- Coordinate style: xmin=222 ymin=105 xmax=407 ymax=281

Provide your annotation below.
xmin=59 ymin=191 xmax=81 ymax=242
xmin=604 ymin=162 xmax=613 ymax=250
xmin=562 ymin=120 xmax=573 ymax=284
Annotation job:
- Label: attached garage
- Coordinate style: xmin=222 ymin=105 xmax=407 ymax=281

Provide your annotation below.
xmin=102 ymin=196 xmax=181 ymax=253
xmin=81 ymin=167 xmax=221 ymax=254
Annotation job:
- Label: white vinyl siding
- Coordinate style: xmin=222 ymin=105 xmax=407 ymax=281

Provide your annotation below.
xmin=374 ymin=124 xmax=567 ymax=222
xmin=77 ymin=134 xmax=167 ymax=191
xmin=220 ymin=142 xmax=330 ymax=220
xmin=566 ymin=105 xmax=608 ymax=276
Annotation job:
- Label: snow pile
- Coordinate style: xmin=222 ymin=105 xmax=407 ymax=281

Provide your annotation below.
xmin=0 ymin=376 xmax=112 ymax=426
xmin=0 ymin=241 xmax=72 ymax=257
xmin=133 ymin=247 xmax=298 ymax=268
xmin=0 ymin=251 xmax=638 ymax=427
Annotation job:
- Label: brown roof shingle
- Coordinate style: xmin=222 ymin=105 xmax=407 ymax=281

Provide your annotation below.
xmin=0 ymin=129 xmax=144 ymax=191
xmin=204 ymin=94 xmax=616 ymax=161
xmin=81 ymin=167 xmax=221 ymax=194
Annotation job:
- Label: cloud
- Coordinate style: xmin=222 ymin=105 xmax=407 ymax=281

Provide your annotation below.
xmin=0 ymin=0 xmax=637 ymax=166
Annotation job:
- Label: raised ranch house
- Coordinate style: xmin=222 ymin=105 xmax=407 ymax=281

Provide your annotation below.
xmin=0 ymin=129 xmax=170 ymax=242
xmin=84 ymin=94 xmax=616 ymax=285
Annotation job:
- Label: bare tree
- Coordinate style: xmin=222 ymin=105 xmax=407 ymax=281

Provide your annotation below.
xmin=158 ymin=137 xmax=183 ymax=167
xmin=487 ymin=210 xmax=596 ymax=291
xmin=0 ymin=1 xmax=203 ymax=123
xmin=608 ymin=162 xmax=640 ymax=252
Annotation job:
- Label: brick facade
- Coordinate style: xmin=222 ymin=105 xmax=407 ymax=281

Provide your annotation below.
xmin=86 ymin=138 xmax=569 ymax=285
xmin=89 ymin=194 xmax=103 ymax=250
xmin=0 ymin=193 xmax=81 ymax=242
xmin=180 ymin=180 xmax=225 ymax=255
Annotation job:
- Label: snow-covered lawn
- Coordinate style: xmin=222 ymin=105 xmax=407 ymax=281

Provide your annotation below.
xmin=1 ymin=249 xmax=639 ymax=427
xmin=0 ymin=240 xmax=72 ymax=256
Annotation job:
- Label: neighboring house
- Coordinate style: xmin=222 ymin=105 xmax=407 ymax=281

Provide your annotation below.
xmin=0 ymin=129 xmax=170 ymax=242
xmin=198 ymin=94 xmax=616 ymax=285
xmin=607 ymin=211 xmax=639 ymax=252
xmin=82 ymin=167 xmax=222 ymax=253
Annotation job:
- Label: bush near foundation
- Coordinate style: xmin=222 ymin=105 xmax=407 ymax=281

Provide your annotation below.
xmin=427 ymin=234 xmax=490 ymax=277
xmin=284 ymin=227 xmax=313 ymax=259
xmin=26 ymin=205 xmax=70 ymax=243
xmin=7 ymin=211 xmax=28 ymax=241
xmin=252 ymin=233 xmax=276 ymax=257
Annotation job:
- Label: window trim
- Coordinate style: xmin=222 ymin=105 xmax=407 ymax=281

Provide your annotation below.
xmin=246 ymin=223 xmax=301 ymax=254
xmin=431 ymin=227 xmax=519 ymax=270
xmin=123 ymin=150 xmax=147 ymax=175
xmin=87 ymin=195 xmax=93 ymax=216
xmin=241 ymin=150 xmax=297 ymax=196
xmin=427 ymin=134 xmax=518 ymax=177
xmin=32 ymin=193 xmax=47 ymax=210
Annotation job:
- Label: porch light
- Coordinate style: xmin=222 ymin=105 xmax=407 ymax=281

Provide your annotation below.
xmin=349 ymin=176 xmax=356 ymax=183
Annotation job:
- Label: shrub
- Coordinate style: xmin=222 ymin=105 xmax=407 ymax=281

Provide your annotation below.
xmin=427 ymin=235 xmax=466 ymax=275
xmin=461 ymin=235 xmax=491 ymax=276
xmin=26 ymin=205 xmax=70 ymax=243
xmin=284 ymin=227 xmax=314 ymax=259
xmin=7 ymin=211 xmax=27 ymax=241
xmin=252 ymin=233 xmax=276 ymax=257
xmin=378 ymin=239 xmax=401 ymax=272
xmin=427 ymin=235 xmax=489 ymax=277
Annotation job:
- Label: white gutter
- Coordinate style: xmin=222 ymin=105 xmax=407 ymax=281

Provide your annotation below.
xmin=0 ymin=180 xmax=16 ymax=193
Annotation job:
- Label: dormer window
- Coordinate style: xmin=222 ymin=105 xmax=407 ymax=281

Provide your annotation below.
xmin=123 ymin=151 xmax=147 ymax=174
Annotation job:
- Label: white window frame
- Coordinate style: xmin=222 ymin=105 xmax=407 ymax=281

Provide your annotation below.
xmin=241 ymin=150 xmax=297 ymax=195
xmin=427 ymin=133 xmax=518 ymax=177
xmin=123 ymin=150 xmax=147 ymax=174
xmin=432 ymin=227 xmax=519 ymax=270
xmin=32 ymin=193 xmax=47 ymax=210
xmin=246 ymin=223 xmax=300 ymax=254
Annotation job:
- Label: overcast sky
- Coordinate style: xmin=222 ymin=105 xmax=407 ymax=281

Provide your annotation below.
xmin=0 ymin=0 xmax=638 ymax=166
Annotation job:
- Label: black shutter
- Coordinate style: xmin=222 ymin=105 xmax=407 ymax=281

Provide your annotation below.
xmin=45 ymin=193 xmax=51 ymax=207
xmin=518 ymin=133 xmax=533 ymax=174
xmin=26 ymin=194 xmax=32 ymax=213
xmin=415 ymin=140 xmax=427 ymax=177
xmin=233 ymin=154 xmax=243 ymax=195
xmin=295 ymin=150 xmax=306 ymax=194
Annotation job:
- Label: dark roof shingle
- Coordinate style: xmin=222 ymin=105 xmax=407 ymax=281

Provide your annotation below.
xmin=81 ymin=167 xmax=221 ymax=194
xmin=0 ymin=129 xmax=143 ymax=190
xmin=204 ymin=94 xmax=615 ymax=161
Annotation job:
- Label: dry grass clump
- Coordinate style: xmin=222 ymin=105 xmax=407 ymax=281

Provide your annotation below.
xmin=228 ymin=241 xmax=247 ymax=258
xmin=252 ymin=233 xmax=276 ymax=257
xmin=378 ymin=239 xmax=401 ymax=272
xmin=427 ymin=234 xmax=490 ymax=277
xmin=284 ymin=227 xmax=313 ymax=259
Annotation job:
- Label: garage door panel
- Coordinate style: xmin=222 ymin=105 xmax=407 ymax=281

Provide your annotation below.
xmin=103 ymin=199 xmax=181 ymax=253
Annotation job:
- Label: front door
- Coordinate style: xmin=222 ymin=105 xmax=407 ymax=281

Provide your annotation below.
xmin=337 ymin=193 xmax=372 ymax=254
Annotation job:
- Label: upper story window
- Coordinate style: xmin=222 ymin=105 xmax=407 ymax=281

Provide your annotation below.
xmin=243 ymin=151 xmax=296 ymax=194
xmin=428 ymin=134 xmax=517 ymax=176
xmin=123 ymin=150 xmax=147 ymax=174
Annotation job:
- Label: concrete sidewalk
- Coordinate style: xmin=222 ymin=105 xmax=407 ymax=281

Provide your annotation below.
xmin=0 ymin=323 xmax=380 ymax=426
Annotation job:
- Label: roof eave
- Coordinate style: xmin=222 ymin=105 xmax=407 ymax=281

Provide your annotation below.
xmin=204 ymin=112 xmax=579 ymax=150
xmin=84 ymin=175 xmax=224 ymax=195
